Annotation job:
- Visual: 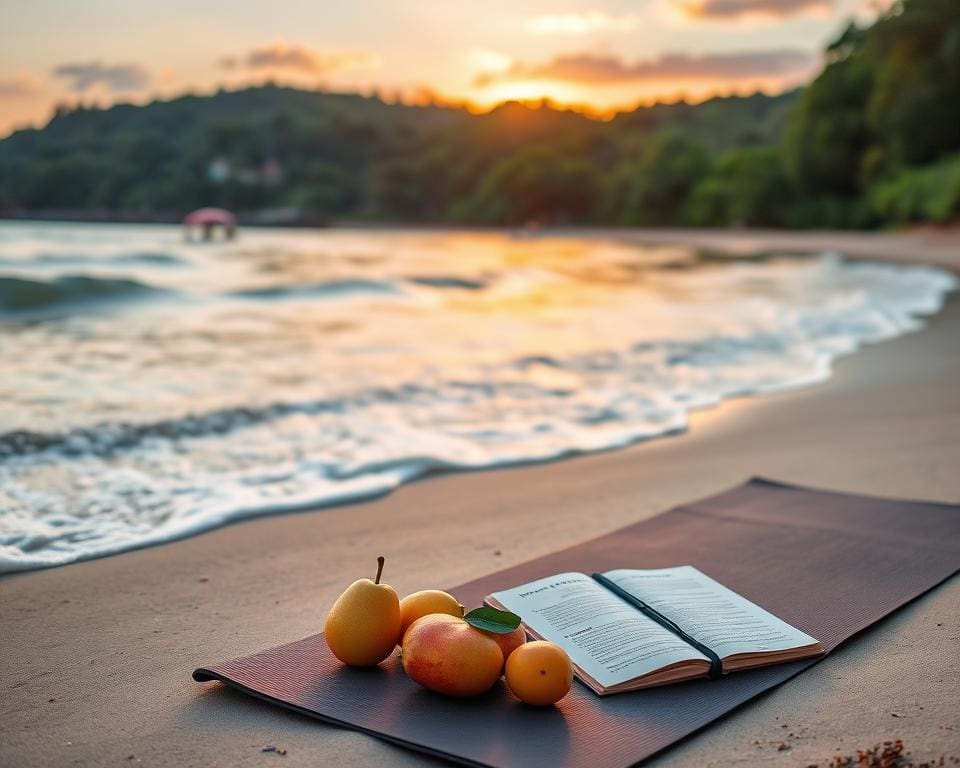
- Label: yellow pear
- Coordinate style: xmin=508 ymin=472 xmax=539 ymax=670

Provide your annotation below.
xmin=324 ymin=556 xmax=401 ymax=667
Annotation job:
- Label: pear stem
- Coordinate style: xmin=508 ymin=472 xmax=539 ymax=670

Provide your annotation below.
xmin=375 ymin=556 xmax=385 ymax=584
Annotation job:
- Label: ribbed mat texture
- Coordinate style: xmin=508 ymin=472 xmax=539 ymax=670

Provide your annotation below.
xmin=194 ymin=478 xmax=960 ymax=768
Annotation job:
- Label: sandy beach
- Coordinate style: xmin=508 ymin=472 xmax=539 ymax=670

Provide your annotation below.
xmin=2 ymin=230 xmax=959 ymax=768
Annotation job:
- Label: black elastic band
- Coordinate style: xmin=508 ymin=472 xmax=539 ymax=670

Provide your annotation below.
xmin=591 ymin=573 xmax=724 ymax=680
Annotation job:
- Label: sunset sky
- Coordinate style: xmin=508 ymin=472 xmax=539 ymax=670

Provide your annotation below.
xmin=1 ymin=0 xmax=890 ymax=136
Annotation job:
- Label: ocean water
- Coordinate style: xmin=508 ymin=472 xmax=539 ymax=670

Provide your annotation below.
xmin=0 ymin=222 xmax=954 ymax=573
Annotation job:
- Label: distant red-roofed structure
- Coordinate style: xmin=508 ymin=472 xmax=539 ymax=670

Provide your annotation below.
xmin=183 ymin=207 xmax=237 ymax=241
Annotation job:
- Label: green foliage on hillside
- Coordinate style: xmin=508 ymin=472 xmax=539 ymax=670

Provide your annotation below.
xmin=0 ymin=0 xmax=956 ymax=228
xmin=783 ymin=0 xmax=960 ymax=225
xmin=0 ymin=86 xmax=799 ymax=225
xmin=868 ymin=154 xmax=960 ymax=224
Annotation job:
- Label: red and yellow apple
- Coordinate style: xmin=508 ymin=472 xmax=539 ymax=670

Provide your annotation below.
xmin=401 ymin=614 xmax=503 ymax=696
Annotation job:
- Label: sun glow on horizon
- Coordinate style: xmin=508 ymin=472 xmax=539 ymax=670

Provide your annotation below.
xmin=452 ymin=72 xmax=814 ymax=120
xmin=0 ymin=73 xmax=810 ymax=139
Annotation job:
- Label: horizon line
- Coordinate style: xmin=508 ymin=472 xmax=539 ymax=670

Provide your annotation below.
xmin=0 ymin=80 xmax=806 ymax=139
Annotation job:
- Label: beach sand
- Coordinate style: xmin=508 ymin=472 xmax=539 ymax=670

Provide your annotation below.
xmin=2 ymin=230 xmax=959 ymax=768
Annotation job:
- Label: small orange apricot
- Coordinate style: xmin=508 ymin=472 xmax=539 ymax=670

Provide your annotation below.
xmin=480 ymin=624 xmax=526 ymax=672
xmin=505 ymin=640 xmax=573 ymax=706
xmin=398 ymin=590 xmax=463 ymax=636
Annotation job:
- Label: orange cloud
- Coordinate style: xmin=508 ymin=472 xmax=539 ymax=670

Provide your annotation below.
xmin=220 ymin=41 xmax=379 ymax=74
xmin=0 ymin=71 xmax=43 ymax=98
xmin=475 ymin=50 xmax=817 ymax=87
xmin=678 ymin=0 xmax=832 ymax=19
xmin=526 ymin=11 xmax=640 ymax=35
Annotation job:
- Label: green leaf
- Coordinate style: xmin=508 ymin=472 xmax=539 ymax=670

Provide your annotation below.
xmin=464 ymin=607 xmax=522 ymax=634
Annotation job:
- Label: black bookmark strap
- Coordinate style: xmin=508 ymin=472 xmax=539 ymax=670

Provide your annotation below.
xmin=591 ymin=573 xmax=724 ymax=680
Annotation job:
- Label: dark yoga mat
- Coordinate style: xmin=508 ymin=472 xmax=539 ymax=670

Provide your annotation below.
xmin=193 ymin=478 xmax=960 ymax=768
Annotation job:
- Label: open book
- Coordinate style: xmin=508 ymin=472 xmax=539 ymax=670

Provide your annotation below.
xmin=486 ymin=566 xmax=824 ymax=695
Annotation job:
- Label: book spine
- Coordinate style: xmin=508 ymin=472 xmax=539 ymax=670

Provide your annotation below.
xmin=590 ymin=573 xmax=724 ymax=680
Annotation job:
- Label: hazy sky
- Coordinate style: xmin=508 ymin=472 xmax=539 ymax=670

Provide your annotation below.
xmin=1 ymin=0 xmax=888 ymax=135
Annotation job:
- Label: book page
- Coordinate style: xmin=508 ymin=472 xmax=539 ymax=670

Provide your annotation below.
xmin=603 ymin=566 xmax=818 ymax=660
xmin=489 ymin=572 xmax=709 ymax=689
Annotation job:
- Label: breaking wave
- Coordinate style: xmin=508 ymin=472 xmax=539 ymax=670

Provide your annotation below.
xmin=0 ymin=223 xmax=955 ymax=573
xmin=0 ymin=274 xmax=163 ymax=314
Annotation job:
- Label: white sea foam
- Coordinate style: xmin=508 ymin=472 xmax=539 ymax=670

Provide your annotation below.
xmin=0 ymin=223 xmax=954 ymax=572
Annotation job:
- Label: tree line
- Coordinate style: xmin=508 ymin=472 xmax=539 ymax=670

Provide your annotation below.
xmin=0 ymin=0 xmax=957 ymax=229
